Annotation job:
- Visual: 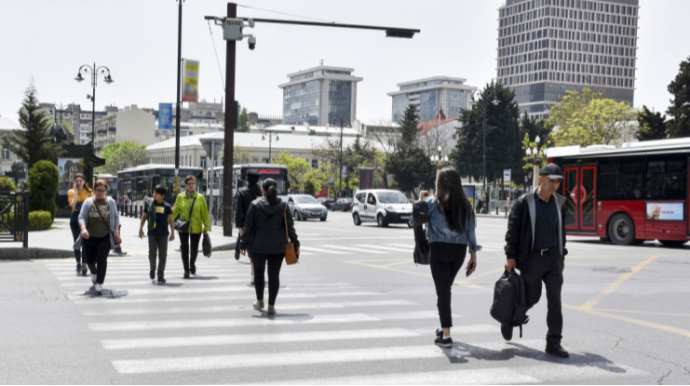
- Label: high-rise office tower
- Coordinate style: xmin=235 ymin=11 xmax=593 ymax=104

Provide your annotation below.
xmin=497 ymin=0 xmax=639 ymax=119
xmin=388 ymin=76 xmax=477 ymax=124
xmin=279 ymin=64 xmax=362 ymax=126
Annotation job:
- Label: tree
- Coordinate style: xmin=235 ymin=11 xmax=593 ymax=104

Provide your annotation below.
xmin=452 ymin=82 xmax=521 ymax=185
xmin=98 ymin=141 xmax=148 ymax=174
xmin=233 ymin=145 xmax=250 ymax=164
xmin=28 ymin=160 xmax=59 ymax=222
xmin=236 ymin=104 xmax=250 ymax=132
xmin=273 ymin=152 xmax=312 ymax=193
xmin=546 ymin=88 xmax=635 ymax=146
xmin=387 ymin=105 xmax=435 ymax=197
xmin=367 ymin=119 xmax=399 ymax=188
xmin=666 ymin=56 xmax=690 ymax=138
xmin=2 ymin=84 xmax=65 ymax=169
xmin=636 ymin=106 xmax=667 ymax=141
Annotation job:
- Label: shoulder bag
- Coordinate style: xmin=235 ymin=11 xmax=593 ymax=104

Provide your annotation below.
xmin=174 ymin=196 xmax=196 ymax=233
xmin=93 ymin=199 xmax=121 ymax=246
xmin=283 ymin=210 xmax=298 ymax=265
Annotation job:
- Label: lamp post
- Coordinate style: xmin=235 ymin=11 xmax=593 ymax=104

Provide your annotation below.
xmin=75 ymin=63 xmax=113 ymax=149
xmin=525 ymin=135 xmax=543 ymax=188
xmin=331 ymin=116 xmax=351 ymax=198
xmin=261 ymin=130 xmax=279 ymax=163
xmin=472 ymin=90 xmax=499 ymax=210
xmin=430 ymin=145 xmax=448 ymax=192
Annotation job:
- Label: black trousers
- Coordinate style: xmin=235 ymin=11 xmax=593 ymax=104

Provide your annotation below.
xmin=179 ymin=232 xmax=201 ymax=273
xmin=148 ymin=236 xmax=168 ymax=279
xmin=429 ymin=242 xmax=467 ymax=328
xmin=522 ymin=251 xmax=564 ymax=344
xmin=84 ymin=236 xmax=110 ymax=285
xmin=251 ymin=253 xmax=284 ymax=306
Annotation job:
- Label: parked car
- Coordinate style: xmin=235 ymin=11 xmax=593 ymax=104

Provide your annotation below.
xmin=352 ymin=189 xmax=413 ymax=227
xmin=331 ymin=198 xmax=354 ymax=212
xmin=316 ymin=197 xmax=335 ymax=209
xmin=287 ymin=194 xmax=328 ymax=222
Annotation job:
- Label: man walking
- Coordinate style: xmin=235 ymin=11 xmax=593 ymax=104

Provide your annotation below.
xmin=503 ymin=163 xmax=569 ymax=358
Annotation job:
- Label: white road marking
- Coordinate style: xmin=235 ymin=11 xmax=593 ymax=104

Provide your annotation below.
xmin=59 ymin=278 xmax=249 ymax=288
xmin=328 ymin=245 xmax=387 ymax=254
xmin=359 ymin=244 xmax=413 ymax=253
xmin=71 ymin=291 xmax=381 ymax=305
xmin=299 ymin=246 xmax=350 ymax=255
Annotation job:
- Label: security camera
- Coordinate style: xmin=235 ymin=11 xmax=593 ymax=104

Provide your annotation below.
xmin=248 ymin=36 xmax=256 ymax=50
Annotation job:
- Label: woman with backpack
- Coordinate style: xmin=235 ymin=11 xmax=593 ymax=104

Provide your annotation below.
xmin=172 ymin=175 xmax=211 ymax=279
xmin=239 ymin=178 xmax=300 ymax=315
xmin=410 ymin=168 xmax=478 ymax=348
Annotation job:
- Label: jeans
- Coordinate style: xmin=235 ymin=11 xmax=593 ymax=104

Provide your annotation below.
xmin=148 ymin=235 xmax=168 ymax=279
xmin=84 ymin=236 xmax=110 ymax=285
xmin=69 ymin=212 xmax=87 ymax=266
xmin=429 ymin=242 xmax=467 ymax=328
xmin=251 ymin=253 xmax=284 ymax=306
xmin=522 ymin=251 xmax=564 ymax=344
xmin=179 ymin=232 xmax=201 ymax=273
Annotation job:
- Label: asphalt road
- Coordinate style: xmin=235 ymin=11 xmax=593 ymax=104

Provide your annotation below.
xmin=1 ymin=211 xmax=689 ymax=384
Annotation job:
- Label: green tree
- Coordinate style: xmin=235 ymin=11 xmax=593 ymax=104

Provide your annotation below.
xmin=233 ymin=145 xmax=250 ymax=164
xmin=28 ymin=160 xmax=59 ymax=222
xmin=0 ymin=177 xmax=17 ymax=192
xmin=388 ymin=105 xmax=435 ymax=197
xmin=236 ymin=104 xmax=250 ymax=132
xmin=666 ymin=56 xmax=690 ymax=138
xmin=636 ymin=106 xmax=667 ymax=141
xmin=99 ymin=141 xmax=149 ymax=174
xmin=273 ymin=152 xmax=312 ymax=192
xmin=452 ymin=82 xmax=521 ymax=185
xmin=1 ymin=84 xmax=65 ymax=169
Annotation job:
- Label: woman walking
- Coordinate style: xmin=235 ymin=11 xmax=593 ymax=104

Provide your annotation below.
xmin=78 ymin=180 xmax=121 ymax=295
xmin=410 ymin=168 xmax=478 ymax=348
xmin=68 ymin=174 xmax=93 ymax=276
xmin=234 ymin=169 xmax=262 ymax=284
xmin=239 ymin=178 xmax=300 ymax=314
xmin=172 ymin=175 xmax=210 ymax=279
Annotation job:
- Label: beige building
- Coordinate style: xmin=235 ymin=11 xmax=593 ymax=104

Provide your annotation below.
xmin=0 ymin=115 xmax=24 ymax=174
xmin=93 ymin=105 xmax=157 ymax=152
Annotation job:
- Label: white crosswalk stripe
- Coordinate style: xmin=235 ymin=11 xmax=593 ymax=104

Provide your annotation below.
xmin=358 ymin=244 xmax=412 ymax=253
xmin=299 ymin=246 xmax=350 ymax=255
xmin=71 ymin=291 xmax=381 ymax=305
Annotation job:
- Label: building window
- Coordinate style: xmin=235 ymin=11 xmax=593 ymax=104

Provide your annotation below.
xmin=200 ymin=157 xmax=207 ymax=168
xmin=311 ymin=159 xmax=318 ymax=169
xmin=1 ymin=149 xmax=10 ymax=160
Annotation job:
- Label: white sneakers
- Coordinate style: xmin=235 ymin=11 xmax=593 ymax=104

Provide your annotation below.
xmin=94 ymin=283 xmax=103 ymax=295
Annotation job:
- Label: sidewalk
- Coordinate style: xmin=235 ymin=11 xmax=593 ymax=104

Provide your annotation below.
xmin=0 ymin=215 xmax=236 ymax=259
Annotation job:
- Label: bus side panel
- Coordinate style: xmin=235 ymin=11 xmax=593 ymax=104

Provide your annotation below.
xmin=596 ymin=200 xmax=647 ymax=240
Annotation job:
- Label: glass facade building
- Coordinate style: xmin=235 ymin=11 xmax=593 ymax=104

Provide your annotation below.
xmin=497 ymin=0 xmax=640 ymax=119
xmin=279 ymin=65 xmax=362 ymax=126
xmin=388 ymin=77 xmax=477 ymax=124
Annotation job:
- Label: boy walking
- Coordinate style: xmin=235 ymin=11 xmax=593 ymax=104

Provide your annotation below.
xmin=139 ymin=184 xmax=175 ymax=284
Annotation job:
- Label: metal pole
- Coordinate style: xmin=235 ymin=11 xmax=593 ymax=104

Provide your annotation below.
xmin=173 ymin=0 xmax=183 ymax=195
xmin=268 ymin=133 xmax=272 ymax=162
xmin=91 ymin=62 xmax=96 ymax=149
xmin=339 ymin=120 xmax=343 ymax=198
xmin=223 ymin=2 xmax=237 ymax=237
xmin=482 ymin=99 xmax=486 ymax=211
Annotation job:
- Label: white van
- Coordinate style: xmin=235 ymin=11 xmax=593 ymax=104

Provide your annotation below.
xmin=352 ymin=189 xmax=413 ymax=227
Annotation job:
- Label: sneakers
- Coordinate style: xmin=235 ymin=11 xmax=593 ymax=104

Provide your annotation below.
xmin=94 ymin=283 xmax=103 ymax=295
xmin=435 ymin=336 xmax=453 ymax=348
xmin=81 ymin=265 xmax=88 ymax=276
xmin=545 ymin=343 xmax=569 ymax=358
xmin=91 ymin=274 xmax=97 ymax=284
xmin=501 ymin=324 xmax=514 ymax=341
xmin=267 ymin=305 xmax=276 ymax=315
xmin=157 ymin=278 xmax=166 ymax=284
xmin=253 ymin=300 xmax=264 ymax=309
xmin=76 ymin=264 xmax=81 ymax=274
xmin=436 ymin=328 xmax=443 ymax=338
xmin=183 ymin=272 xmax=190 ymax=279
xmin=149 ymin=270 xmax=155 ymax=280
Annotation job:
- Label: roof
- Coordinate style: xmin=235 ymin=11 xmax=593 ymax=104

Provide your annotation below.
xmin=211 ymin=163 xmax=288 ymax=171
xmin=417 ymin=117 xmax=459 ymax=136
xmin=0 ymin=115 xmax=22 ymax=131
xmin=546 ymin=137 xmax=690 ymax=159
xmin=251 ymin=124 xmax=360 ymax=137
xmin=120 ymin=164 xmax=204 ymax=173
xmin=286 ymin=65 xmax=355 ymax=78
xmin=396 ymin=76 xmax=468 ymax=87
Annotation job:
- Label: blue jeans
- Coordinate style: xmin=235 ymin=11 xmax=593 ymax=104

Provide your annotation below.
xmin=69 ymin=212 xmax=87 ymax=265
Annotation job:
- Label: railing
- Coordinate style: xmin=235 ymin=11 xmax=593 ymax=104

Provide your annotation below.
xmin=0 ymin=192 xmax=29 ymax=248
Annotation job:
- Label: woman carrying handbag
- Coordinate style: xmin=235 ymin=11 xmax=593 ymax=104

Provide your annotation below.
xmin=78 ymin=179 xmax=121 ymax=296
xmin=172 ymin=175 xmax=210 ymax=279
xmin=240 ymin=178 xmax=300 ymax=315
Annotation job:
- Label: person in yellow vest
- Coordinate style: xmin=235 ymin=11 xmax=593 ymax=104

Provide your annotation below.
xmin=172 ymin=175 xmax=211 ymax=278
xmin=68 ymin=173 xmax=93 ymax=276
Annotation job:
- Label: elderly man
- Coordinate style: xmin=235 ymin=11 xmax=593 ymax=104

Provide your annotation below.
xmin=503 ymin=163 xmax=569 ymax=358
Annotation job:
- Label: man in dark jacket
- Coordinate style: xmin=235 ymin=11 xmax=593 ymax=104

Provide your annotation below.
xmin=234 ymin=170 xmax=262 ymax=283
xmin=503 ymin=163 xmax=569 ymax=358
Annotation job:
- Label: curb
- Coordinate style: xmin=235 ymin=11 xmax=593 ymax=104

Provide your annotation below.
xmin=0 ymin=248 xmax=75 ymax=260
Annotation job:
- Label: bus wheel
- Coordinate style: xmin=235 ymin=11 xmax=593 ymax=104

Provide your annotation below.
xmin=658 ymin=240 xmax=688 ymax=248
xmin=608 ymin=213 xmax=637 ymax=245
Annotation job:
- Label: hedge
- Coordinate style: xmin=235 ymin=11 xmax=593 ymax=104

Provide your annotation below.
xmin=28 ymin=160 xmax=59 ymax=222
xmin=28 ymin=211 xmax=52 ymax=231
xmin=0 ymin=177 xmax=17 ymax=192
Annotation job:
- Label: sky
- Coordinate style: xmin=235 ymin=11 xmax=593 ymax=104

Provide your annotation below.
xmin=1 ymin=0 xmax=688 ymax=125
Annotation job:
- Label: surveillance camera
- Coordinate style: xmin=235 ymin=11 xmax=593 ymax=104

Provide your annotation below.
xmin=248 ymin=36 xmax=256 ymax=50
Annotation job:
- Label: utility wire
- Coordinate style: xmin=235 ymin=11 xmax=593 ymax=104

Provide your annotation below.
xmin=207 ymin=20 xmax=225 ymax=92
xmin=237 ymin=3 xmax=335 ymax=24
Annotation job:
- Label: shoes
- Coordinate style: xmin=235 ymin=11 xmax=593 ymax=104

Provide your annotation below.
xmin=267 ymin=305 xmax=276 ymax=315
xmin=190 ymin=265 xmax=196 ymax=275
xmin=253 ymin=300 xmax=264 ymax=309
xmin=435 ymin=336 xmax=453 ymax=348
xmin=183 ymin=272 xmax=190 ymax=279
xmin=545 ymin=343 xmax=569 ymax=358
xmin=158 ymin=278 xmax=166 ymax=284
xmin=235 ymin=251 xmax=240 ymax=260
xmin=149 ymin=270 xmax=155 ymax=280
xmin=436 ymin=328 xmax=443 ymax=338
xmin=81 ymin=265 xmax=88 ymax=276
xmin=94 ymin=283 xmax=103 ymax=295
xmin=501 ymin=324 xmax=513 ymax=341
xmin=76 ymin=264 xmax=81 ymax=274
xmin=91 ymin=274 xmax=97 ymax=284
xmin=250 ymin=275 xmax=254 ymax=285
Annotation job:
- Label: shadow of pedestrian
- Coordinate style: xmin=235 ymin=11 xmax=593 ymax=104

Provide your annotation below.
xmin=81 ymin=287 xmax=129 ymax=299
xmin=251 ymin=312 xmax=314 ymax=322
xmin=187 ymin=275 xmax=218 ymax=281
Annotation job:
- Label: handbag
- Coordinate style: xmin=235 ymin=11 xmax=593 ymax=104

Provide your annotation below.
xmin=174 ymin=196 xmax=196 ymax=233
xmin=202 ymin=233 xmax=212 ymax=258
xmin=283 ymin=210 xmax=298 ymax=265
xmin=93 ymin=199 xmax=121 ymax=246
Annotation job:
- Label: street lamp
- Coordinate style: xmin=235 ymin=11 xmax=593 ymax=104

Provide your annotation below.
xmin=261 ymin=130 xmax=279 ymax=163
xmin=526 ymin=142 xmax=544 ymax=188
xmin=331 ymin=116 xmax=351 ymax=198
xmin=75 ymin=63 xmax=113 ymax=149
xmin=472 ymin=90 xmax=499 ymax=210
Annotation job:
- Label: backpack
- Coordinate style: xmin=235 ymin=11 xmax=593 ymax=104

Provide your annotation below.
xmin=490 ymin=270 xmax=530 ymax=338
xmin=412 ymin=201 xmax=430 ymax=265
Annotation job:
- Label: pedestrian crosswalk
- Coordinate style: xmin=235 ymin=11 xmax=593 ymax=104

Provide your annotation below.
xmin=44 ymin=256 xmax=647 ymax=384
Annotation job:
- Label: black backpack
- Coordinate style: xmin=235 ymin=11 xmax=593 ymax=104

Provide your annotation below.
xmin=412 ymin=201 xmax=430 ymax=265
xmin=490 ymin=270 xmax=530 ymax=338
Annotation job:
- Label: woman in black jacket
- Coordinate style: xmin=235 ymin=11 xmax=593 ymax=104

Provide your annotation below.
xmin=240 ymin=178 xmax=300 ymax=314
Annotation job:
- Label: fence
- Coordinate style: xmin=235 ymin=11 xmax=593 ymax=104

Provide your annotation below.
xmin=0 ymin=192 xmax=29 ymax=248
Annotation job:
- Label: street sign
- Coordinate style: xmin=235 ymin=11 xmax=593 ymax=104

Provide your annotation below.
xmin=158 ymin=103 xmax=173 ymax=132
xmin=503 ymin=169 xmax=511 ymax=183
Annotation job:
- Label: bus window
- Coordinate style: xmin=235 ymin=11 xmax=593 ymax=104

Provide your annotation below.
xmin=598 ymin=156 xmax=643 ymax=200
xmin=645 ymin=156 xmax=687 ymax=200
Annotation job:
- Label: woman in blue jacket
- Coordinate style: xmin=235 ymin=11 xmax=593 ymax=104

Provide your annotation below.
xmin=411 ymin=168 xmax=478 ymax=348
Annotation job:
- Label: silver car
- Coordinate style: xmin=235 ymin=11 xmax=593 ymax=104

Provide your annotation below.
xmin=287 ymin=194 xmax=328 ymax=222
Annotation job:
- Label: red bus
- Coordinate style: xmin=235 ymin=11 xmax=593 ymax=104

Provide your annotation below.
xmin=546 ymin=137 xmax=690 ymax=246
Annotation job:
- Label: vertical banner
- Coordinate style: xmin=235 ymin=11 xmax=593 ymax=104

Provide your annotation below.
xmin=359 ymin=168 xmax=374 ymax=190
xmin=181 ymin=59 xmax=200 ymax=103
xmin=158 ymin=103 xmax=173 ymax=135
xmin=58 ymin=158 xmax=86 ymax=191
